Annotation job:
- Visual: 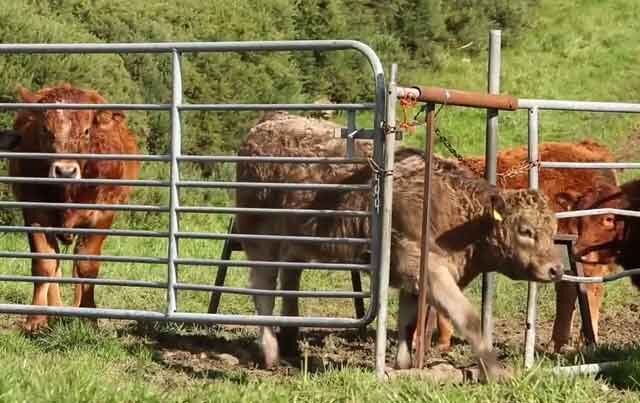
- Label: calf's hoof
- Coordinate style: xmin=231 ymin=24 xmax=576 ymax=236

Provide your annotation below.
xmin=22 ymin=315 xmax=49 ymax=333
xmin=479 ymin=363 xmax=513 ymax=383
xmin=395 ymin=347 xmax=413 ymax=370
xmin=436 ymin=341 xmax=452 ymax=352
xmin=260 ymin=330 xmax=280 ymax=369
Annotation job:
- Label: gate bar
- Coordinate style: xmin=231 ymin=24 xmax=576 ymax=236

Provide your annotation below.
xmin=524 ymin=106 xmax=540 ymax=369
xmin=166 ymin=50 xmax=182 ymax=314
xmin=0 ymin=153 xmax=369 ymax=164
xmin=396 ymin=87 xmax=518 ymax=111
xmin=375 ymin=63 xmax=398 ymax=379
xmin=481 ymin=29 xmax=502 ymax=347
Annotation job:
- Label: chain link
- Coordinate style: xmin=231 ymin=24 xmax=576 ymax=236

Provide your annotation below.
xmin=396 ymin=96 xmax=541 ymax=186
xmin=436 ymin=127 xmax=540 ymax=186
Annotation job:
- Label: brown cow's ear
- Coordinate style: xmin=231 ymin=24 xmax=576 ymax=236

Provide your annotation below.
xmin=556 ymin=190 xmax=582 ymax=211
xmin=95 ymin=110 xmax=125 ymax=127
xmin=0 ymin=130 xmax=21 ymax=150
xmin=17 ymin=86 xmax=37 ymax=103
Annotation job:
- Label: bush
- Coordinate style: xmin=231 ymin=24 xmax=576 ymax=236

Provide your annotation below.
xmin=0 ymin=0 xmax=539 ymax=226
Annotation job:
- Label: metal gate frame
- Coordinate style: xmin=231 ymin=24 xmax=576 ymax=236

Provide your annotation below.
xmin=519 ymin=99 xmax=640 ymax=369
xmin=0 ymin=40 xmax=394 ymax=374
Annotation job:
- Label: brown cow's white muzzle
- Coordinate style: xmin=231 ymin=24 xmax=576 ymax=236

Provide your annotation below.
xmin=50 ymin=161 xmax=81 ymax=179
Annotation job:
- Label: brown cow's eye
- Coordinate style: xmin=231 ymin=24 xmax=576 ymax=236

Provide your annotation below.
xmin=84 ymin=128 xmax=90 ymax=136
xmin=601 ymin=215 xmax=616 ymax=229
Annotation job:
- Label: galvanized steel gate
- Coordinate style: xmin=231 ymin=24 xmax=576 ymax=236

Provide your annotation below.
xmin=0 ymin=41 xmax=394 ymax=375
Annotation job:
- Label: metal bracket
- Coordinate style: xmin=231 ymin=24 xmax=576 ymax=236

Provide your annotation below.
xmin=333 ymin=128 xmax=402 ymax=141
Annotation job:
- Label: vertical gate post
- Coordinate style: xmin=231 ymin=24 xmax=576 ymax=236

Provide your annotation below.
xmin=167 ymin=50 xmax=183 ymax=314
xmin=415 ymin=102 xmax=436 ymax=369
xmin=481 ymin=29 xmax=502 ymax=347
xmin=524 ymin=106 xmax=540 ymax=368
xmin=375 ymin=64 xmax=398 ymax=380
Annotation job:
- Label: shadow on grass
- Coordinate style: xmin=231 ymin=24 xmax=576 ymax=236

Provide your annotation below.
xmin=120 ymin=321 xmax=391 ymax=381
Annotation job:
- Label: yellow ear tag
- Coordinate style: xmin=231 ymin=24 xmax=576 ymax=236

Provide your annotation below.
xmin=492 ymin=209 xmax=503 ymax=222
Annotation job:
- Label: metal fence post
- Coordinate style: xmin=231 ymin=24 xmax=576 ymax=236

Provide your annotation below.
xmin=415 ymin=102 xmax=436 ymax=369
xmin=481 ymin=29 xmax=501 ymax=348
xmin=524 ymin=106 xmax=539 ymax=368
xmin=375 ymin=63 xmax=397 ymax=380
xmin=167 ymin=50 xmax=182 ymax=314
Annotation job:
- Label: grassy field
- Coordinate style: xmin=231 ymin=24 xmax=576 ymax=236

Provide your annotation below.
xmin=2 ymin=0 xmax=640 ymax=402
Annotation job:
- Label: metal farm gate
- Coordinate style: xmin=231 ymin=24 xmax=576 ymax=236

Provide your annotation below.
xmin=0 ymin=41 xmax=395 ymax=377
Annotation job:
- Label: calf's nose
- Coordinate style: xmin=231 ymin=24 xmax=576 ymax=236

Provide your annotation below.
xmin=547 ymin=262 xmax=564 ymax=281
xmin=50 ymin=161 xmax=80 ymax=179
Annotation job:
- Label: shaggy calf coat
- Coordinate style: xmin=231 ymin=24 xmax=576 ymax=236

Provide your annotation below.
xmin=236 ymin=115 xmax=563 ymax=379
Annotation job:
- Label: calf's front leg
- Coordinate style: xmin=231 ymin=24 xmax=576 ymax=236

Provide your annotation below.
xmin=73 ymin=234 xmax=108 ymax=309
xmin=426 ymin=258 xmax=510 ymax=382
xmin=24 ymin=222 xmax=61 ymax=332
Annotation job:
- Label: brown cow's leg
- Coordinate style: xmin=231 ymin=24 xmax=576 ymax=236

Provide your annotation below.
xmin=426 ymin=258 xmax=510 ymax=382
xmin=279 ymin=268 xmax=302 ymax=357
xmin=24 ymin=223 xmax=60 ymax=332
xmin=71 ymin=213 xmax=114 ymax=309
xmin=72 ymin=233 xmax=108 ymax=308
xmin=580 ymin=263 xmax=607 ymax=345
xmin=48 ymin=263 xmax=64 ymax=307
xmin=436 ymin=313 xmax=455 ymax=351
xmin=551 ymin=281 xmax=577 ymax=352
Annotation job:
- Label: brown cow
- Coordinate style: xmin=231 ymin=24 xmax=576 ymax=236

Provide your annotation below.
xmin=9 ymin=84 xmax=140 ymax=331
xmin=431 ymin=141 xmax=618 ymax=353
xmin=556 ymin=180 xmax=640 ymax=288
xmin=236 ymin=115 xmax=563 ymax=380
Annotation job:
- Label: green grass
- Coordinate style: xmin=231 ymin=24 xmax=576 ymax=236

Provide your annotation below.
xmin=3 ymin=0 xmax=640 ymax=401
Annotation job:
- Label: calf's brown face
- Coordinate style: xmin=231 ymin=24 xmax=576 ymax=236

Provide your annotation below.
xmin=18 ymin=86 xmax=104 ymax=180
xmin=556 ymin=183 xmax=626 ymax=264
xmin=488 ymin=189 xmax=563 ymax=282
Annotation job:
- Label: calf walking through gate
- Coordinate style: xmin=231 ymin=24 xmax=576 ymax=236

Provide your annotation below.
xmin=237 ymin=114 xmax=564 ymax=380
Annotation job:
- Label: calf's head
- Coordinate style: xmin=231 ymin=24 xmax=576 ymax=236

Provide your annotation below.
xmin=555 ymin=183 xmax=627 ymax=264
xmin=16 ymin=84 xmax=113 ymax=179
xmin=487 ymin=189 xmax=563 ymax=282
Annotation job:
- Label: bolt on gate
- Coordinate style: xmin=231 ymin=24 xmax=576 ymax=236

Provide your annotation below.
xmin=0 ymin=41 xmax=396 ymax=376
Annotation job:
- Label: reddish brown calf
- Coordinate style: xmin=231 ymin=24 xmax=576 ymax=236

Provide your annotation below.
xmin=9 ymin=84 xmax=139 ymax=331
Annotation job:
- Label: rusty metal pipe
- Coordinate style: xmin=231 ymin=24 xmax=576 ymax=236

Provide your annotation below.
xmin=415 ymin=104 xmax=436 ymax=369
xmin=397 ymin=86 xmax=518 ymax=111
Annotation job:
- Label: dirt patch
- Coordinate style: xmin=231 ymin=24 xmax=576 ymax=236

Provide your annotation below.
xmin=119 ymin=298 xmax=640 ymax=381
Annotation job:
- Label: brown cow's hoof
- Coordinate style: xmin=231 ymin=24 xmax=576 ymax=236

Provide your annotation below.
xmin=22 ymin=315 xmax=49 ymax=333
xmin=436 ymin=342 xmax=453 ymax=352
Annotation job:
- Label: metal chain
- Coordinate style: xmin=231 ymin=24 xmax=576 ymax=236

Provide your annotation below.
xmin=368 ymin=157 xmax=393 ymax=214
xmin=397 ymin=98 xmax=541 ymax=185
xmin=433 ymin=114 xmax=539 ymax=185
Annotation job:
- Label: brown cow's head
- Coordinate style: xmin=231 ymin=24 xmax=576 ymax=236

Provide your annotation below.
xmin=15 ymin=84 xmax=115 ymax=179
xmin=487 ymin=189 xmax=563 ymax=282
xmin=555 ymin=182 xmax=627 ymax=264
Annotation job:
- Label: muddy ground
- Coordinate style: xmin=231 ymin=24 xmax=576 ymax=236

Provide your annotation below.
xmin=111 ymin=299 xmax=640 ymax=381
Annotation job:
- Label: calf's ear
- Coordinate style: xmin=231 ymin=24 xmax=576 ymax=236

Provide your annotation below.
xmin=490 ymin=194 xmax=507 ymax=223
xmin=0 ymin=130 xmax=21 ymax=151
